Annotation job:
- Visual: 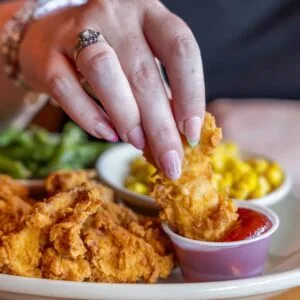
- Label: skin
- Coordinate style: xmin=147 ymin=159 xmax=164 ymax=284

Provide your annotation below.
xmin=0 ymin=2 xmax=27 ymax=125
xmin=0 ymin=0 xmax=206 ymax=180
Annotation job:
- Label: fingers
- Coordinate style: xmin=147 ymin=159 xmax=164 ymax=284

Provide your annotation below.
xmin=45 ymin=53 xmax=118 ymax=142
xmin=69 ymin=27 xmax=183 ymax=179
xmin=75 ymin=38 xmax=146 ymax=150
xmin=113 ymin=32 xmax=183 ymax=180
xmin=144 ymin=2 xmax=205 ymax=147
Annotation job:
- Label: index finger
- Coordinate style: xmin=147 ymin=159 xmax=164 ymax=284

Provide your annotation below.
xmin=144 ymin=2 xmax=205 ymax=147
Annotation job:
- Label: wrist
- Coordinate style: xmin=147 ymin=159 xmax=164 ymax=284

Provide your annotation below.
xmin=1 ymin=0 xmax=88 ymax=89
xmin=33 ymin=0 xmax=87 ymax=20
xmin=1 ymin=1 xmax=37 ymax=88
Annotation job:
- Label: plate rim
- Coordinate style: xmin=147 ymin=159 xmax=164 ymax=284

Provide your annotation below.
xmin=0 ymin=269 xmax=300 ymax=300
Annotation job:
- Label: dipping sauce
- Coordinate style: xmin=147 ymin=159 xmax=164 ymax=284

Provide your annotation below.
xmin=222 ymin=208 xmax=272 ymax=242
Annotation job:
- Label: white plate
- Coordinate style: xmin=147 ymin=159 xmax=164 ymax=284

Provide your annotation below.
xmin=0 ymin=192 xmax=299 ymax=300
xmin=96 ymin=143 xmax=292 ymax=210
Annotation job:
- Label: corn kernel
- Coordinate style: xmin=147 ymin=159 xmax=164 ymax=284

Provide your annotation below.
xmin=266 ymin=165 xmax=284 ymax=188
xmin=230 ymin=169 xmax=241 ymax=183
xmin=270 ymin=162 xmax=281 ymax=169
xmin=147 ymin=164 xmax=157 ymax=175
xmin=224 ymin=142 xmax=239 ymax=157
xmin=237 ymin=172 xmax=258 ymax=192
xmin=230 ymin=188 xmax=249 ymax=200
xmin=219 ymin=172 xmax=233 ymax=190
xmin=125 ymin=157 xmax=157 ymax=195
xmin=124 ymin=175 xmax=136 ymax=186
xmin=248 ymin=158 xmax=269 ymax=174
xmin=131 ymin=182 xmax=149 ymax=195
xmin=250 ymin=176 xmax=271 ymax=199
xmin=235 ymin=160 xmax=252 ymax=174
xmin=131 ymin=157 xmax=146 ymax=173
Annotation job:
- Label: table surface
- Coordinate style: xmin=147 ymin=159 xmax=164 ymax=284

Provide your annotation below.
xmin=270 ymin=287 xmax=300 ymax=299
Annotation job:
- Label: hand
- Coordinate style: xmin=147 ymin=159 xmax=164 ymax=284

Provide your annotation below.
xmin=19 ymin=0 xmax=205 ymax=180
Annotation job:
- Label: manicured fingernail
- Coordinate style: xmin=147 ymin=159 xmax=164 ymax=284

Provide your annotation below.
xmin=127 ymin=126 xmax=145 ymax=150
xmin=184 ymin=116 xmax=201 ymax=147
xmin=95 ymin=122 xmax=119 ymax=142
xmin=178 ymin=121 xmax=184 ymax=134
xmin=160 ymin=150 xmax=181 ymax=180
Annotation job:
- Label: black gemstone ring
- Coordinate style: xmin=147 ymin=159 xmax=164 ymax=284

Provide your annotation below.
xmin=73 ymin=29 xmax=105 ymax=66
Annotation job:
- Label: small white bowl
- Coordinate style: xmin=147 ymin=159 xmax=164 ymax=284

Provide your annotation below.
xmin=96 ymin=144 xmax=154 ymax=209
xmin=96 ymin=143 xmax=292 ymax=210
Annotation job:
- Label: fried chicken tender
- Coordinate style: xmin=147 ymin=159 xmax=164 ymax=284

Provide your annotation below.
xmin=0 ymin=186 xmax=99 ymax=278
xmin=0 ymin=176 xmax=29 ymax=198
xmin=45 ymin=170 xmax=114 ymax=202
xmin=41 ymin=248 xmax=91 ymax=281
xmin=0 ymin=184 xmax=174 ymax=283
xmin=84 ymin=201 xmax=174 ymax=283
xmin=150 ymin=113 xmax=238 ymax=241
xmin=0 ymin=176 xmax=33 ymax=238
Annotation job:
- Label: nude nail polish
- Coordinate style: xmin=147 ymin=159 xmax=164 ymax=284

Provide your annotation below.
xmin=184 ymin=116 xmax=202 ymax=147
xmin=95 ymin=122 xmax=119 ymax=142
xmin=127 ymin=126 xmax=146 ymax=150
xmin=160 ymin=150 xmax=182 ymax=180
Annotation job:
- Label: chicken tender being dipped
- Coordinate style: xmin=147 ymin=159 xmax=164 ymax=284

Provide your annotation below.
xmin=150 ymin=113 xmax=239 ymax=241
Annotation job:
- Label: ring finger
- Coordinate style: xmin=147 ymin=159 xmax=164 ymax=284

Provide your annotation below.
xmin=46 ymin=53 xmax=118 ymax=142
xmin=69 ymin=28 xmax=146 ymax=150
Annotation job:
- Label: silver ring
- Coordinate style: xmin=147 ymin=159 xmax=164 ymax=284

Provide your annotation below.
xmin=73 ymin=28 xmax=105 ymax=65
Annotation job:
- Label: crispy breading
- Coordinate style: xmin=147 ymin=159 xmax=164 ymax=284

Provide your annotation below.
xmin=0 ymin=227 xmax=42 ymax=277
xmin=0 ymin=186 xmax=100 ymax=277
xmin=0 ymin=176 xmax=33 ymax=238
xmin=44 ymin=170 xmax=114 ymax=202
xmin=0 ymin=176 xmax=29 ymax=199
xmin=0 ymin=184 xmax=174 ymax=283
xmin=84 ymin=202 xmax=174 ymax=283
xmin=45 ymin=170 xmax=96 ymax=194
xmin=41 ymin=248 xmax=91 ymax=281
xmin=150 ymin=113 xmax=239 ymax=241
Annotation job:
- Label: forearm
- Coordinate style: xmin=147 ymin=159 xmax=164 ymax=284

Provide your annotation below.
xmin=0 ymin=2 xmax=32 ymax=127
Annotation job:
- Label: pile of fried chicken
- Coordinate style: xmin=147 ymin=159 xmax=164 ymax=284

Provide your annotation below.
xmin=0 ymin=112 xmax=239 ymax=283
xmin=0 ymin=171 xmax=174 ymax=283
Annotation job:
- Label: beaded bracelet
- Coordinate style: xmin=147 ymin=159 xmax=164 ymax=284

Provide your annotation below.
xmin=1 ymin=1 xmax=37 ymax=89
xmin=1 ymin=0 xmax=88 ymax=89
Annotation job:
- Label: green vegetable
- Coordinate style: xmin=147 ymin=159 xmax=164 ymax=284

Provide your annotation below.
xmin=0 ymin=153 xmax=31 ymax=179
xmin=0 ymin=127 xmax=21 ymax=146
xmin=15 ymin=131 xmax=35 ymax=147
xmin=25 ymin=161 xmax=39 ymax=173
xmin=34 ymin=164 xmax=75 ymax=178
xmin=0 ymin=146 xmax=31 ymax=161
xmin=61 ymin=122 xmax=87 ymax=146
xmin=0 ymin=122 xmax=112 ymax=179
xmin=75 ymin=143 xmax=112 ymax=166
xmin=38 ymin=142 xmax=110 ymax=177
xmin=31 ymin=126 xmax=59 ymax=145
xmin=2 ymin=138 xmax=56 ymax=162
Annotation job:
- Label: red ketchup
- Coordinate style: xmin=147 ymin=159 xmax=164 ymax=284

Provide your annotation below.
xmin=222 ymin=208 xmax=272 ymax=242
